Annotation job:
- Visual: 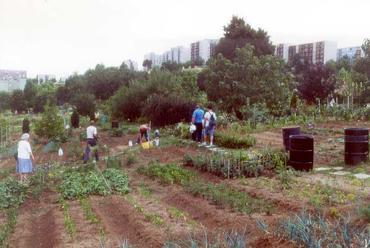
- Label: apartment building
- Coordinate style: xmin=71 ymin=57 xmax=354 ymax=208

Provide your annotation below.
xmin=191 ymin=39 xmax=218 ymax=63
xmin=337 ymin=46 xmax=364 ymax=61
xmin=0 ymin=69 xmax=27 ymax=92
xmin=276 ymin=41 xmax=337 ymax=64
xmin=37 ymin=74 xmax=56 ymax=84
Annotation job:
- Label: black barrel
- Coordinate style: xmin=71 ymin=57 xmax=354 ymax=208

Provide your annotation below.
xmin=288 ymin=134 xmax=314 ymax=171
xmin=282 ymin=126 xmax=300 ymax=151
xmin=111 ymin=120 xmax=119 ymax=129
xmin=344 ymin=128 xmax=369 ymax=165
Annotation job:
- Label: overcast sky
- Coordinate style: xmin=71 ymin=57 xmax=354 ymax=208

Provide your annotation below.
xmin=0 ymin=0 xmax=369 ymax=78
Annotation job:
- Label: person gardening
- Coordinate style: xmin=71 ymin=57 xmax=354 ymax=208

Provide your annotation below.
xmin=138 ymin=123 xmax=150 ymax=144
xmin=192 ymin=104 xmax=204 ymax=143
xmin=17 ymin=133 xmax=35 ymax=184
xmin=203 ymin=105 xmax=217 ymax=147
xmin=84 ymin=120 xmax=99 ymax=163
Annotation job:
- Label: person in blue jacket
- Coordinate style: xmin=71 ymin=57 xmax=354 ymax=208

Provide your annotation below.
xmin=191 ymin=105 xmax=204 ymax=143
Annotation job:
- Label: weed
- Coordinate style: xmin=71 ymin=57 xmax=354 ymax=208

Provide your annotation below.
xmin=167 ymin=207 xmax=187 ymax=222
xmin=138 ymin=183 xmax=152 ymax=198
xmin=125 ymin=152 xmax=137 ymax=166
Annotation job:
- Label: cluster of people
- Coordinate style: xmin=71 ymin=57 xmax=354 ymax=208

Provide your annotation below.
xmin=191 ymin=104 xmax=217 ymax=147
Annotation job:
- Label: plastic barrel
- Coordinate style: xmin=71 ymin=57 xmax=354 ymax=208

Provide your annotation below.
xmin=288 ymin=134 xmax=314 ymax=171
xmin=282 ymin=126 xmax=301 ymax=151
xmin=111 ymin=120 xmax=119 ymax=129
xmin=344 ymin=128 xmax=369 ymax=165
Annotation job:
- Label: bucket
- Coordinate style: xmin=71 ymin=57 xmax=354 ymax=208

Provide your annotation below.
xmin=141 ymin=142 xmax=150 ymax=149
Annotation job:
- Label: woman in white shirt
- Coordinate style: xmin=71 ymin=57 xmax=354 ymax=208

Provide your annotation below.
xmin=17 ymin=133 xmax=35 ymax=184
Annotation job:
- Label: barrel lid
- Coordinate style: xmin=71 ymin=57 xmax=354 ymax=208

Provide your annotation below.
xmin=344 ymin=127 xmax=369 ymax=131
xmin=289 ymin=134 xmax=313 ymax=140
xmin=282 ymin=126 xmax=300 ymax=130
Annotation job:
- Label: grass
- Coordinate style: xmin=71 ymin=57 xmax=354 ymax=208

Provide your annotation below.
xmin=138 ymin=183 xmax=152 ymax=198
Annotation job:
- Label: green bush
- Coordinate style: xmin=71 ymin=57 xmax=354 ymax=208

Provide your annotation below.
xmin=72 ymin=93 xmax=96 ymax=118
xmin=22 ymin=118 xmax=30 ymax=133
xmin=137 ymin=162 xmax=194 ymax=185
xmin=215 ymin=131 xmax=256 ymax=149
xmin=70 ymin=110 xmax=80 ymax=128
xmin=142 ymin=94 xmax=194 ymax=126
xmin=0 ymin=178 xmax=27 ymax=209
xmin=360 ymin=203 xmax=370 ymax=221
xmin=34 ymin=104 xmax=66 ymax=142
xmin=173 ymin=122 xmax=191 ymax=139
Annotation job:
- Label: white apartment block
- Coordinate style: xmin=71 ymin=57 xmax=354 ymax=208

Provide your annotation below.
xmin=191 ymin=39 xmax=218 ymax=63
xmin=337 ymin=46 xmax=364 ymax=61
xmin=123 ymin=60 xmax=139 ymax=71
xmin=0 ymin=69 xmax=27 ymax=92
xmin=276 ymin=41 xmax=337 ymax=64
xmin=37 ymin=74 xmax=56 ymax=84
xmin=144 ymin=46 xmax=191 ymax=67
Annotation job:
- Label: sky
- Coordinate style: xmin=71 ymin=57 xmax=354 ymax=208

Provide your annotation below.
xmin=0 ymin=0 xmax=369 ymax=78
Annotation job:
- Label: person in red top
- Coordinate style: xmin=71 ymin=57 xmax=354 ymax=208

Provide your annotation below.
xmin=138 ymin=123 xmax=150 ymax=144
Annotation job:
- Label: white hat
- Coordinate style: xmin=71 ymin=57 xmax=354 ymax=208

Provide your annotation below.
xmin=21 ymin=133 xmax=30 ymax=140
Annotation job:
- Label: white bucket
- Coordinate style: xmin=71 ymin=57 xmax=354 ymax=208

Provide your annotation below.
xmin=128 ymin=140 xmax=133 ymax=147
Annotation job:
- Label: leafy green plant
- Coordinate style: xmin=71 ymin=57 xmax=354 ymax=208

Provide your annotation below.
xmin=137 ymin=162 xmax=195 ymax=185
xmin=34 ymin=104 xmax=66 ymax=142
xmin=59 ymin=198 xmax=76 ymax=239
xmin=214 ymin=131 xmax=256 ymax=149
xmin=102 ymin=168 xmax=130 ymax=194
xmin=105 ymin=156 xmax=121 ymax=169
xmin=0 ymin=177 xmax=27 ymax=209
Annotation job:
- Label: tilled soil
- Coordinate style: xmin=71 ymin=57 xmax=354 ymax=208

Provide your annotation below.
xmin=9 ymin=191 xmax=65 ymax=248
xmin=89 ymin=195 xmax=165 ymax=248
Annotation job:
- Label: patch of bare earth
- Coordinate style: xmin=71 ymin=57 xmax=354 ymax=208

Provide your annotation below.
xmin=9 ymin=191 xmax=65 ymax=248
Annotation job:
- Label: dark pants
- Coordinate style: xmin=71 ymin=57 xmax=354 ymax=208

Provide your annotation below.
xmin=195 ymin=123 xmax=203 ymax=142
xmin=85 ymin=138 xmax=99 ymax=162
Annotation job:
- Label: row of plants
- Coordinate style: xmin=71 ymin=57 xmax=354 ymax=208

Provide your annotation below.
xmin=0 ymin=177 xmax=27 ymax=209
xmin=137 ymin=162 xmax=274 ymax=215
xmin=257 ymin=212 xmax=370 ymax=248
xmin=58 ymin=168 xmax=129 ymax=199
xmin=183 ymin=149 xmax=287 ymax=178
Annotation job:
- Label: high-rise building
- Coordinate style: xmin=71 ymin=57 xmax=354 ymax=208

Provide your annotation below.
xmin=37 ymin=74 xmax=56 ymax=84
xmin=337 ymin=46 xmax=364 ymax=61
xmin=191 ymin=39 xmax=218 ymax=63
xmin=0 ymin=69 xmax=27 ymax=92
xmin=170 ymin=46 xmax=191 ymax=64
xmin=276 ymin=41 xmax=337 ymax=64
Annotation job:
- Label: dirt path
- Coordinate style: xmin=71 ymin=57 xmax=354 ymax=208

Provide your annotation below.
xmin=9 ymin=191 xmax=65 ymax=248
xmin=89 ymin=195 xmax=164 ymax=247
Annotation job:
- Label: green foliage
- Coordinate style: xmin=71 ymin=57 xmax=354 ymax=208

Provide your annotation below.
xmin=58 ymin=168 xmax=129 ymax=199
xmin=105 ymin=156 xmax=121 ymax=169
xmin=173 ymin=122 xmax=191 ymax=139
xmin=204 ymin=45 xmax=291 ymax=118
xmin=70 ymin=110 xmax=80 ymax=128
xmin=259 ymin=212 xmax=370 ymax=248
xmin=184 ymin=149 xmax=286 ymax=178
xmin=10 ymin=89 xmax=27 ymax=113
xmin=214 ymin=131 xmax=256 ymax=149
xmin=0 ymin=92 xmax=11 ymax=111
xmin=137 ymin=162 xmax=195 ymax=185
xmin=34 ymin=104 xmax=66 ymax=142
xmin=0 ymin=177 xmax=27 ymax=209
xmin=72 ymin=93 xmax=96 ymax=118
xmin=184 ymin=181 xmax=273 ymax=215
xmin=360 ymin=203 xmax=370 ymax=221
xmin=22 ymin=118 xmax=30 ymax=133
xmin=59 ymin=198 xmax=76 ymax=239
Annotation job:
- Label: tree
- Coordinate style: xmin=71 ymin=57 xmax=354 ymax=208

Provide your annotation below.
xmin=34 ymin=104 xmax=65 ymax=142
xmin=70 ymin=110 xmax=80 ymax=128
xmin=161 ymin=61 xmax=182 ymax=72
xmin=10 ymin=90 xmax=27 ymax=113
xmin=297 ymin=64 xmax=336 ymax=104
xmin=336 ymin=56 xmax=351 ymax=72
xmin=203 ymin=45 xmax=291 ymax=117
xmin=142 ymin=59 xmax=152 ymax=70
xmin=214 ymin=16 xmax=274 ymax=60
xmin=23 ymin=81 xmax=38 ymax=109
xmin=55 ymin=86 xmax=71 ymax=106
xmin=71 ymin=93 xmax=96 ymax=118
xmin=0 ymin=92 xmax=11 ymax=112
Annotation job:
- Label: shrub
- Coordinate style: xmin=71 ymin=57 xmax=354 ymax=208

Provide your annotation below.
xmin=214 ymin=131 xmax=256 ymax=149
xmin=34 ymin=104 xmax=66 ymax=142
xmin=142 ymin=94 xmax=194 ymax=126
xmin=173 ymin=122 xmax=191 ymax=139
xmin=0 ymin=178 xmax=27 ymax=209
xmin=137 ymin=162 xmax=195 ymax=185
xmin=72 ymin=93 xmax=96 ymax=118
xmin=70 ymin=110 xmax=80 ymax=128
xmin=360 ymin=204 xmax=370 ymax=221
xmin=22 ymin=118 xmax=30 ymax=133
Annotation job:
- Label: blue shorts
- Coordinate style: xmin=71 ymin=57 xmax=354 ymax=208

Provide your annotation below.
xmin=205 ymin=126 xmax=215 ymax=136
